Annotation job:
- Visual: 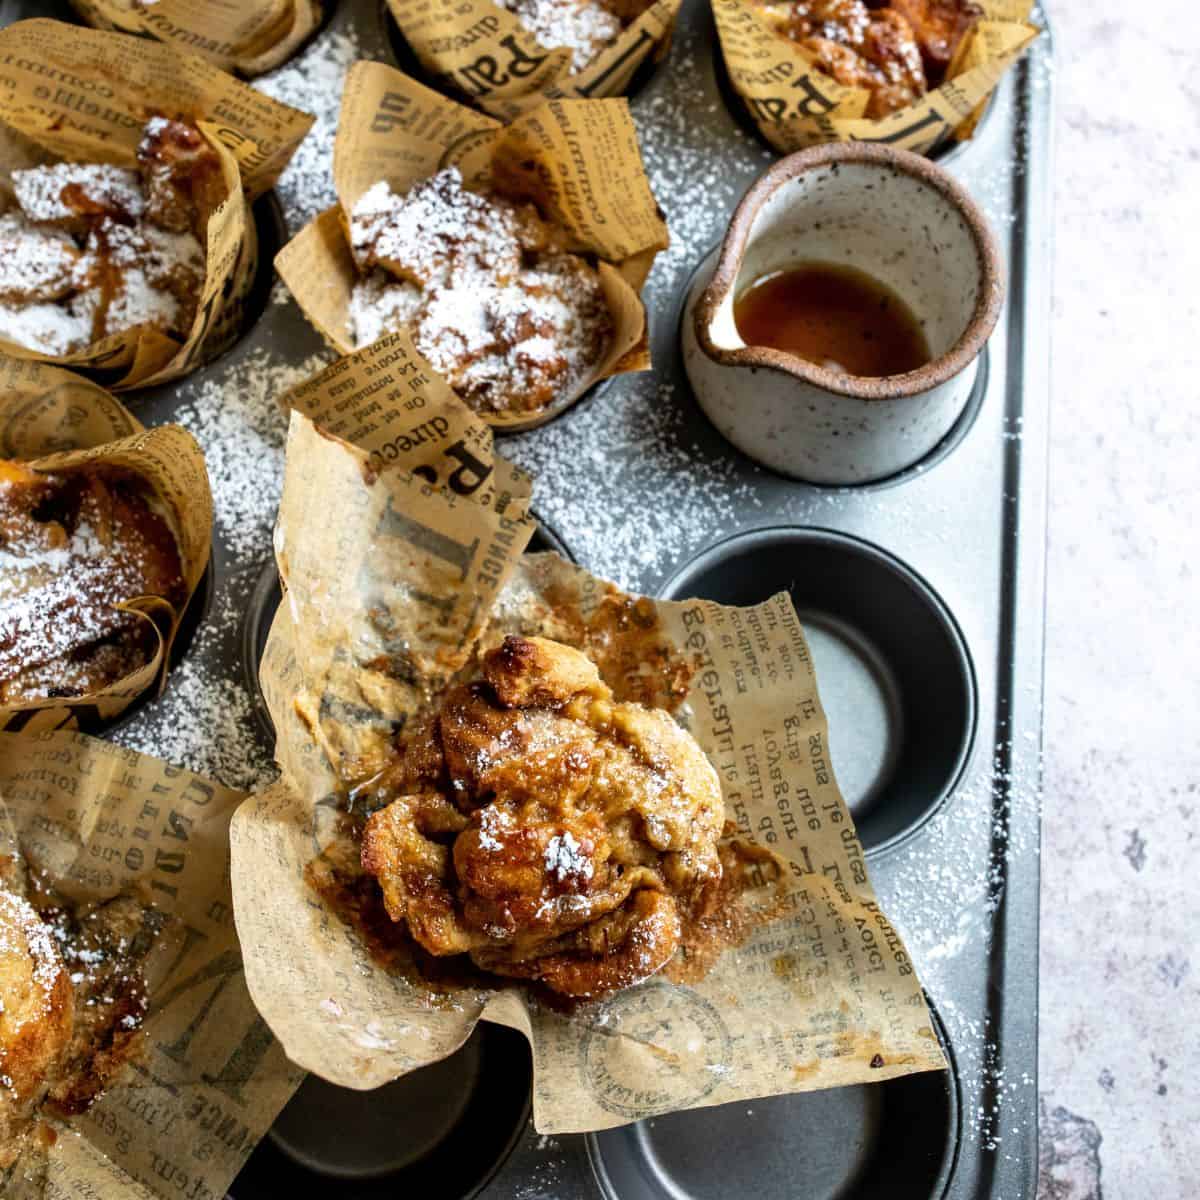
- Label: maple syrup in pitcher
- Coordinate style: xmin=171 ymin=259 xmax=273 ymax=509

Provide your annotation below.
xmin=733 ymin=262 xmax=931 ymax=378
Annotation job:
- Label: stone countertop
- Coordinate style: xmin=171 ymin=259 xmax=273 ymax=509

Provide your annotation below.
xmin=1038 ymin=0 xmax=1199 ymax=1196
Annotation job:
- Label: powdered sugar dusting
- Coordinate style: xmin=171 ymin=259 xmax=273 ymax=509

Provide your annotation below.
xmin=168 ymin=346 xmax=330 ymax=563
xmin=0 ymin=467 xmax=184 ymax=703
xmin=103 ymin=272 xmax=176 ymax=334
xmin=497 ymin=0 xmax=622 ymax=73
xmin=0 ymin=518 xmax=143 ymax=665
xmin=112 ymin=344 xmax=327 ymax=787
xmin=0 ymin=212 xmax=79 ymax=303
xmin=348 ymin=271 xmax=422 ymax=347
xmin=256 ymin=29 xmax=360 ymax=228
xmin=113 ymin=581 xmax=276 ymax=791
xmin=544 ymin=830 xmax=594 ymax=883
xmin=0 ymin=887 xmax=63 ymax=1009
xmin=348 ymin=169 xmax=611 ymax=416
xmin=0 ymin=296 xmax=91 ymax=356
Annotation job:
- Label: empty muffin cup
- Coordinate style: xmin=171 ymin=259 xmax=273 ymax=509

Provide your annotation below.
xmin=588 ymin=996 xmax=959 ymax=1200
xmin=682 ymin=143 xmax=1002 ymax=485
xmin=661 ymin=526 xmax=975 ymax=853
xmin=230 ymin=1022 xmax=532 ymax=1199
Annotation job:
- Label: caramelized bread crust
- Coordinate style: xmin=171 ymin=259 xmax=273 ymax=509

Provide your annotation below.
xmin=0 ymin=461 xmax=185 ymax=704
xmin=0 ymin=887 xmax=74 ymax=1167
xmin=360 ymin=636 xmax=724 ymax=999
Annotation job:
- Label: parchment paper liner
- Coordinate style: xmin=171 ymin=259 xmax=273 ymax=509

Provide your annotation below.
xmin=229 ymin=330 xmax=946 ymax=1134
xmin=0 ymin=357 xmax=212 ymax=734
xmin=68 ymin=0 xmax=324 ymax=77
xmin=0 ymin=19 xmax=314 ymax=391
xmin=711 ymin=0 xmax=1041 ymax=156
xmin=0 ymin=730 xmax=304 ymax=1200
xmin=385 ymin=0 xmax=683 ymax=120
xmin=274 ymin=60 xmax=668 ymax=432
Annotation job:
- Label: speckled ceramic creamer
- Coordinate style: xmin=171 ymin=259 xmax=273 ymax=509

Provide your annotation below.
xmin=683 ymin=143 xmax=1003 ymax=484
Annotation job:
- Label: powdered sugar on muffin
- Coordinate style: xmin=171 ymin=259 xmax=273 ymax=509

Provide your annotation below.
xmin=496 ymin=0 xmax=623 ymax=72
xmin=348 ymin=168 xmax=612 ymax=417
xmin=0 ymin=119 xmax=212 ymax=357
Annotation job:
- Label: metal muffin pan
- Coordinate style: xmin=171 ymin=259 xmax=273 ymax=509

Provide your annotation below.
xmin=1 ymin=0 xmax=1051 ymax=1197
xmin=231 ymin=1022 xmax=533 ymax=1199
xmin=661 ymin=526 xmax=977 ymax=855
xmin=589 ymin=999 xmax=961 ymax=1200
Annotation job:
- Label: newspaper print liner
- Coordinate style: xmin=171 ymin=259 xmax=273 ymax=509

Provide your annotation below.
xmin=385 ymin=0 xmax=683 ymax=121
xmin=0 ymin=729 xmax=304 ymax=1200
xmin=274 ymin=60 xmax=669 ymax=432
xmin=67 ymin=0 xmax=324 ymax=77
xmin=0 ymin=19 xmax=314 ymax=390
xmin=228 ymin=332 xmax=945 ymax=1135
xmin=711 ymin=0 xmax=1041 ymax=156
xmin=0 ymin=356 xmax=212 ymax=735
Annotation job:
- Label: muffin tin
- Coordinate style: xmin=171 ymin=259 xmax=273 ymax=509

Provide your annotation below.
xmin=590 ymin=1001 xmax=961 ymax=1200
xmin=233 ymin=1022 xmax=533 ymax=1199
xmin=661 ymin=526 xmax=977 ymax=853
xmin=1 ymin=0 xmax=1052 ymax=1197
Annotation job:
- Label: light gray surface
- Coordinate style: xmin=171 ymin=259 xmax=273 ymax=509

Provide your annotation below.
xmin=1036 ymin=1 xmax=1199 ymax=1197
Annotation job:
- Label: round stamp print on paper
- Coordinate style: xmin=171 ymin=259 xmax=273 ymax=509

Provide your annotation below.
xmin=580 ymin=981 xmax=732 ymax=1119
xmin=0 ymin=378 xmax=138 ymax=458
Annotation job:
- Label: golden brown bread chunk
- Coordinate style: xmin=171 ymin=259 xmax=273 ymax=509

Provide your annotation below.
xmin=754 ymin=0 xmax=978 ymax=115
xmin=0 ymin=461 xmax=185 ymax=704
xmin=0 ymin=887 xmax=74 ymax=1168
xmin=810 ymin=7 xmax=926 ymax=117
xmin=347 ymin=168 xmax=612 ymax=417
xmin=136 ymin=117 xmax=224 ymax=238
xmin=886 ymin=0 xmax=981 ymax=77
xmin=361 ymin=636 xmax=724 ymax=998
xmin=484 ymin=634 xmax=605 ymax=707
xmin=0 ymin=118 xmax=211 ymax=357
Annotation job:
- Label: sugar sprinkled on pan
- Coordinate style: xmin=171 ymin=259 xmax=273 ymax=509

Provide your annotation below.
xmin=167 ymin=346 xmax=330 ymax=563
xmin=113 ymin=584 xmax=276 ymax=792
xmin=112 ymin=345 xmax=327 ymax=788
xmin=256 ymin=29 xmax=360 ymax=229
